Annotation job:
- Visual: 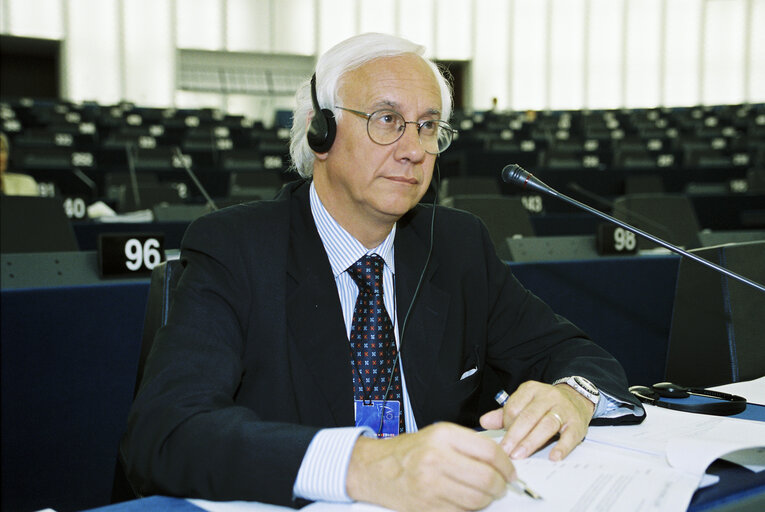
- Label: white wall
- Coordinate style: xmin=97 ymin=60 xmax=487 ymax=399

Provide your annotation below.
xmin=1 ymin=0 xmax=764 ymax=120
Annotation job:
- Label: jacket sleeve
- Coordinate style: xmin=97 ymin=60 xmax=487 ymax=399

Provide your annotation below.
xmin=458 ymin=211 xmax=645 ymax=425
xmin=120 ymin=207 xmax=318 ymax=507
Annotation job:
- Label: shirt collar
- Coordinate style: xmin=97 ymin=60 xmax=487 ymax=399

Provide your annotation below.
xmin=310 ymin=181 xmax=396 ymax=278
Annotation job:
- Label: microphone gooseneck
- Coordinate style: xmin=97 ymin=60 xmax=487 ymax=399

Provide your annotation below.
xmin=501 ymin=164 xmax=765 ymax=293
xmin=173 ymin=147 xmax=218 ymax=211
xmin=125 ymin=143 xmax=142 ymax=209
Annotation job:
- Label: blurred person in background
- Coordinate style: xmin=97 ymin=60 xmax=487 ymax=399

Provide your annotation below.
xmin=0 ymin=132 xmax=39 ymax=196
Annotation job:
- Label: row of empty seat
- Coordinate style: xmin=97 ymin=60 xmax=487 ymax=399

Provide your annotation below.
xmin=1 ymin=98 xmax=763 ymax=248
xmin=2 ymin=98 xmax=294 ymax=205
xmin=4 ymin=99 xmax=763 ymax=180
xmin=435 ymin=106 xmax=764 ymax=259
xmin=445 ymin=104 xmax=765 ymax=185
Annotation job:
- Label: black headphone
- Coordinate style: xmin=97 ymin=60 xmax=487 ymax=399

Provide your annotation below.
xmin=629 ymin=382 xmax=746 ymax=416
xmin=306 ymin=73 xmax=337 ymax=153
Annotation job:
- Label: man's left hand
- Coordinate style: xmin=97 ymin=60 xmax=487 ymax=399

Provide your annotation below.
xmin=478 ymin=380 xmax=595 ymax=462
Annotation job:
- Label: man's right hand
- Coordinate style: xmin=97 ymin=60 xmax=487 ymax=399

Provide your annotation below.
xmin=345 ymin=422 xmax=516 ymax=512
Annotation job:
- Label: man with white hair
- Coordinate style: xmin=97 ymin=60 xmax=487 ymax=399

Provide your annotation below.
xmin=122 ymin=33 xmax=643 ymax=511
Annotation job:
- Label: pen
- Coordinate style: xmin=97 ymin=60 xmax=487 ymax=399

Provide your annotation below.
xmin=494 ymin=389 xmax=510 ymax=406
xmin=509 ymin=478 xmax=543 ymax=500
xmin=495 ymin=389 xmax=544 ymax=501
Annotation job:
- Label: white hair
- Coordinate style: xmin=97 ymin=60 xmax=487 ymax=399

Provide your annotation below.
xmin=289 ymin=32 xmax=453 ymax=178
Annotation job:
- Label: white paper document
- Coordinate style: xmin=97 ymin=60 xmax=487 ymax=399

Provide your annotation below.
xmin=190 ymin=378 xmax=765 ymax=512
xmin=297 ymin=437 xmax=704 ymax=512
xmin=711 ymin=376 xmax=765 ymax=404
xmin=585 ymin=403 xmax=765 ymax=472
xmin=192 ymin=410 xmax=764 ymax=512
xmin=189 ymin=498 xmax=295 ymax=512
xmin=477 ymin=432 xmax=702 ymax=512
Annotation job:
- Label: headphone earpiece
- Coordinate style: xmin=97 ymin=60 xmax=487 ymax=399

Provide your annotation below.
xmin=307 ymin=74 xmax=337 ymax=153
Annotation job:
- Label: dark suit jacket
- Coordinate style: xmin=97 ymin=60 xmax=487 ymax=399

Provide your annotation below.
xmin=121 ymin=179 xmax=643 ymax=507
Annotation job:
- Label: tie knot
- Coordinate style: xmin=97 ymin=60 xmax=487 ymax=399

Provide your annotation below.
xmin=348 ymin=254 xmax=385 ymax=295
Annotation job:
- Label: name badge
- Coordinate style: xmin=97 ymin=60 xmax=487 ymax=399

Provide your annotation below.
xmin=354 ymin=399 xmax=400 ymax=438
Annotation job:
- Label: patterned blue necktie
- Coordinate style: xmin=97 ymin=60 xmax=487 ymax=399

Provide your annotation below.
xmin=348 ymin=254 xmax=404 ymax=434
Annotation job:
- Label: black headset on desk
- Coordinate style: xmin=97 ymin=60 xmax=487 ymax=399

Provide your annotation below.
xmin=629 ymin=382 xmax=747 ymax=416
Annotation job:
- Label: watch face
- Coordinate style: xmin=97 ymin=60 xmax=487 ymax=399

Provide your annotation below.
xmin=573 ymin=376 xmax=599 ymax=396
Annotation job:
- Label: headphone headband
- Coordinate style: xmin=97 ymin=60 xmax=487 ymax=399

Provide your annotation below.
xmin=629 ymin=382 xmax=746 ymax=416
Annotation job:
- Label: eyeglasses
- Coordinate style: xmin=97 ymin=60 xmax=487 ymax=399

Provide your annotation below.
xmin=335 ymin=106 xmax=456 ymax=155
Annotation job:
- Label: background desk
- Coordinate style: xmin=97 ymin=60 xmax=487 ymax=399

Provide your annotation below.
xmin=2 ymin=254 xmax=678 ymax=511
xmin=73 ymin=221 xmax=190 ymax=251
xmin=510 ymin=254 xmax=679 ymax=385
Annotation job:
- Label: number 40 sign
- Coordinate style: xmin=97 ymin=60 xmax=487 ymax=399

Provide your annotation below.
xmin=98 ymin=233 xmax=165 ymax=278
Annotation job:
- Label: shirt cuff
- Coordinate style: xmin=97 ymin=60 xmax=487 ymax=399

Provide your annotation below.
xmin=293 ymin=426 xmax=375 ymax=503
xmin=595 ymin=389 xmax=645 ymax=419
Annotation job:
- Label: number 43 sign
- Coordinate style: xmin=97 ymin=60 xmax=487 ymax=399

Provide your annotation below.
xmin=98 ymin=233 xmax=165 ymax=278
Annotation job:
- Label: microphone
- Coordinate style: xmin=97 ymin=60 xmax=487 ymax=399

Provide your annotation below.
xmin=173 ymin=147 xmax=218 ymax=211
xmin=501 ymin=164 xmax=765 ymax=293
xmin=125 ymin=143 xmax=142 ymax=209
xmin=502 ymin=164 xmax=559 ymax=197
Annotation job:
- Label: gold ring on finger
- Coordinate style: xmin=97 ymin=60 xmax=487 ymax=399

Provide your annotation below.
xmin=551 ymin=411 xmax=563 ymax=430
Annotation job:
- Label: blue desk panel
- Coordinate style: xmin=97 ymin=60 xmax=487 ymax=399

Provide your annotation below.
xmin=84 ymin=496 xmax=202 ymax=512
xmin=1 ymin=282 xmax=149 ymax=512
xmin=509 ymin=255 xmax=680 ymax=386
xmin=691 ymin=460 xmax=765 ymax=511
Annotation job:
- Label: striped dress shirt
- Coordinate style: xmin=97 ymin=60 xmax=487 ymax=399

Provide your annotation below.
xmin=292 ymin=182 xmax=418 ymax=502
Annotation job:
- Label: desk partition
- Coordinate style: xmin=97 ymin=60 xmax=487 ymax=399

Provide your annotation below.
xmin=511 ymin=255 xmax=679 ymax=386
xmin=1 ymin=280 xmax=149 ymax=512
xmin=73 ymin=221 xmax=191 ymax=251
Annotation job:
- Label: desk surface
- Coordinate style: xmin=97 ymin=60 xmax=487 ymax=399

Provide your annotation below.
xmin=84 ymin=386 xmax=765 ymax=512
xmin=85 ymin=472 xmax=765 ymax=512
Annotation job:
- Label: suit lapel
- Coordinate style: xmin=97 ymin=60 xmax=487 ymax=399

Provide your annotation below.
xmin=394 ymin=208 xmax=451 ymax=422
xmin=283 ymin=190 xmax=450 ymax=428
xmin=285 ymin=185 xmax=354 ymax=427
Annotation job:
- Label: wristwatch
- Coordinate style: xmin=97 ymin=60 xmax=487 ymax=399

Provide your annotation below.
xmin=553 ymin=376 xmax=600 ymax=406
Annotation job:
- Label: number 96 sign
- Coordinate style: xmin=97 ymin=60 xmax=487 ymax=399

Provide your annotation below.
xmin=98 ymin=233 xmax=165 ymax=277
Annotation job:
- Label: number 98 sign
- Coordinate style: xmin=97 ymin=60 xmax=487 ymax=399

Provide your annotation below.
xmin=612 ymin=227 xmax=636 ymax=251
xmin=596 ymin=224 xmax=638 ymax=255
xmin=98 ymin=233 xmax=166 ymax=277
